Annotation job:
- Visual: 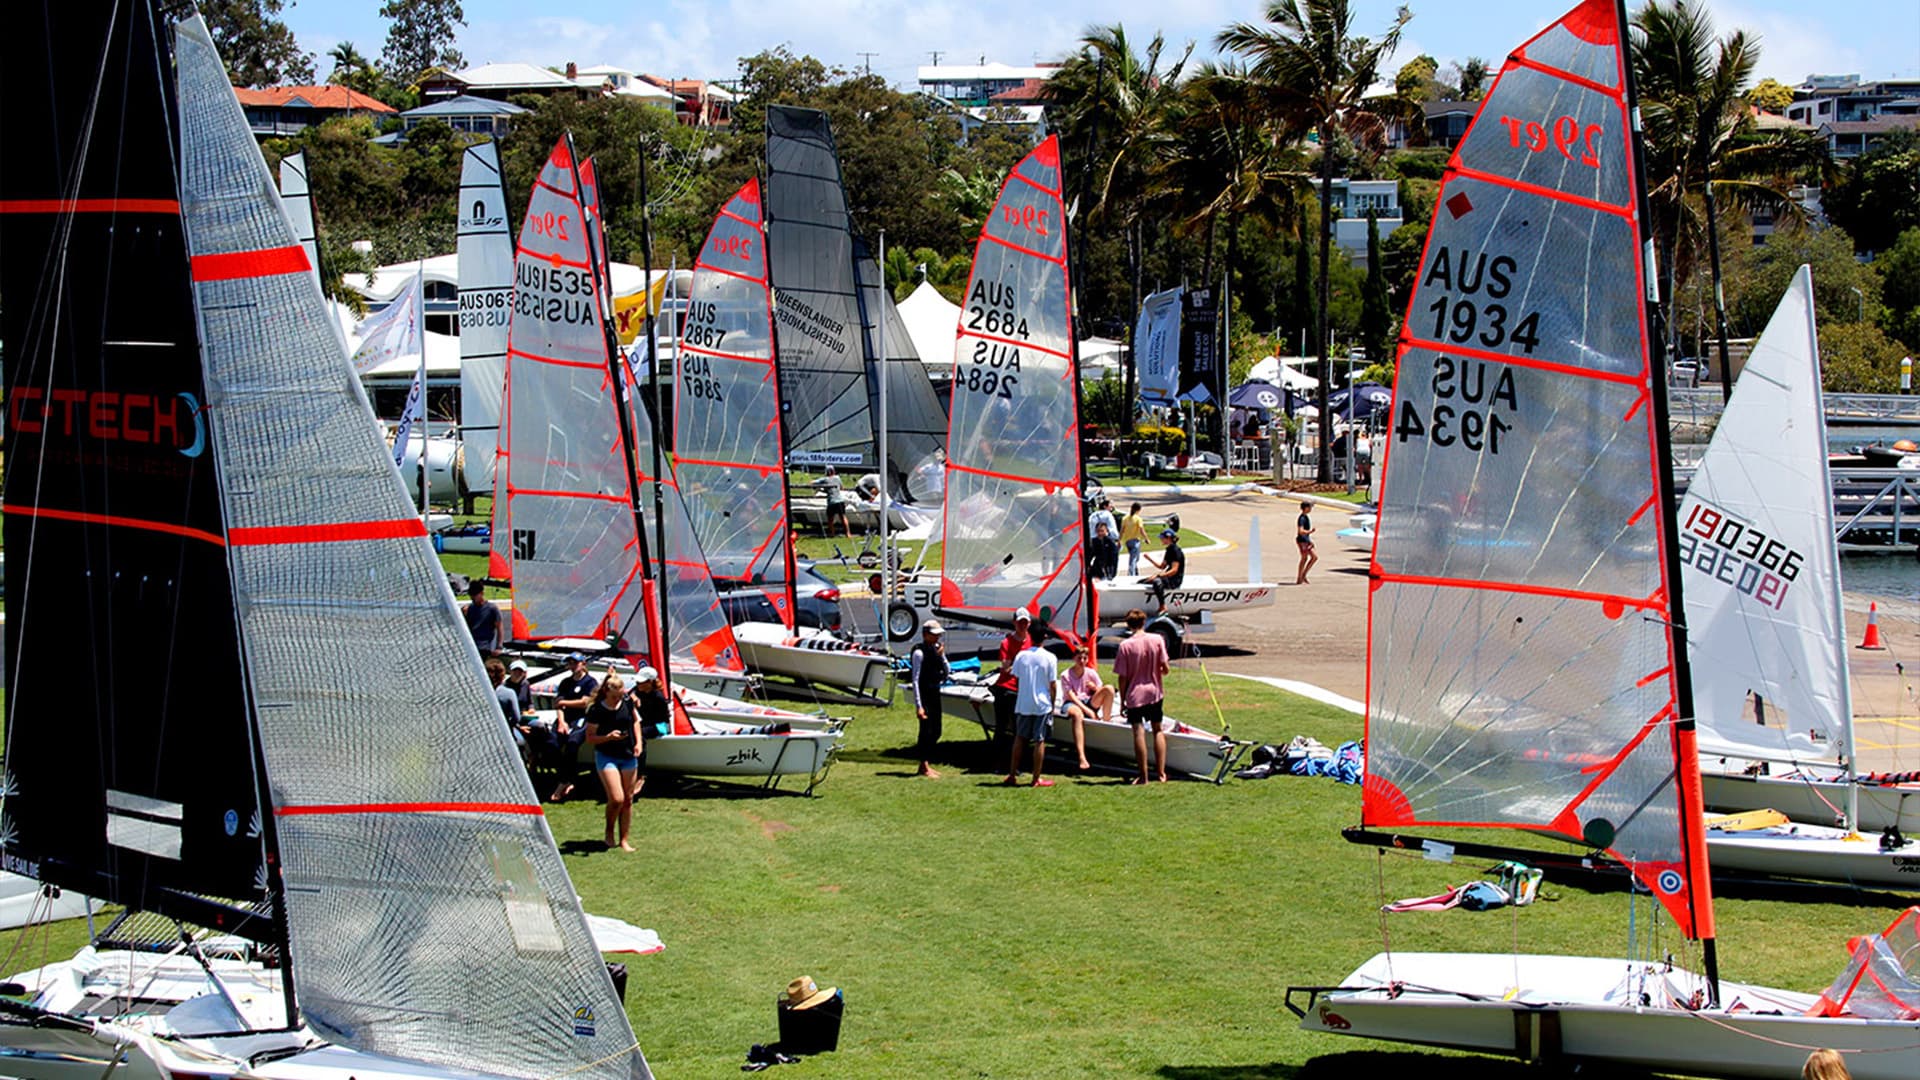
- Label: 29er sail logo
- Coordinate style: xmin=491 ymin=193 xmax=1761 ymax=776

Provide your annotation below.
xmin=1677 ymin=496 xmax=1804 ymax=610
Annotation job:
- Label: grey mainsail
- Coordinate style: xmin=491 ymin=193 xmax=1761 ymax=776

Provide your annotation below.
xmin=459 ymin=141 xmax=513 ymax=496
xmin=174 ymin=17 xmax=646 ymax=1079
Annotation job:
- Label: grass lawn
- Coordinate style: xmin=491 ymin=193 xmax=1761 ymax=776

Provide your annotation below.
xmin=0 ymin=674 xmax=1908 ymax=1076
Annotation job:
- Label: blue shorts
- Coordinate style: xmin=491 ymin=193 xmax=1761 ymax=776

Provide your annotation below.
xmin=1015 ymin=712 xmax=1052 ymax=741
xmin=595 ymin=750 xmax=640 ymax=773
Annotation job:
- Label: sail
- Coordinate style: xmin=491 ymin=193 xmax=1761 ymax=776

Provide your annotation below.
xmin=173 ymin=20 xmax=647 ymax=1077
xmin=459 ymin=141 xmax=513 ymax=496
xmin=765 ymin=106 xmax=874 ymax=469
xmin=1360 ymin=0 xmax=1713 ymax=939
xmin=495 ymin=135 xmax=659 ymax=660
xmin=939 ymin=136 xmax=1089 ymax=640
xmin=675 ymin=179 xmax=798 ymax=626
xmin=0 ymin=0 xmax=270 ymax=930
xmin=855 ymin=240 xmax=951 ymax=500
xmin=278 ymin=151 xmax=324 ymax=295
xmin=1682 ymin=267 xmax=1848 ymax=767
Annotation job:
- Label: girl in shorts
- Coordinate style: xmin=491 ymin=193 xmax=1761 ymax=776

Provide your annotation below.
xmin=586 ymin=675 xmax=643 ymax=851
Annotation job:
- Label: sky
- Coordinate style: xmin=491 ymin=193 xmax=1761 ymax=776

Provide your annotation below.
xmin=283 ymin=0 xmax=1920 ymax=91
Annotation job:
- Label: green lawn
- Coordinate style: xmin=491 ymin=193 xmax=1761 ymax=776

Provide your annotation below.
xmin=0 ymin=674 xmax=1905 ymax=1076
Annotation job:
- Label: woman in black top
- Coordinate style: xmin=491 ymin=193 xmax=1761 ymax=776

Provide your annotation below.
xmin=585 ymin=674 xmax=644 ymax=851
xmin=1295 ymin=500 xmax=1318 ymax=585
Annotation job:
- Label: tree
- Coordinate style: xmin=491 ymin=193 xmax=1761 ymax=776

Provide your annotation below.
xmin=1713 ymin=221 xmax=1881 ymax=338
xmin=1217 ymin=0 xmax=1408 ymax=480
xmin=380 ymin=0 xmax=465 ymax=82
xmin=1820 ymin=321 xmax=1909 ymax=393
xmin=1745 ymin=77 xmax=1794 ymax=112
xmin=202 ymin=0 xmax=313 ymax=87
xmin=1359 ymin=209 xmax=1391 ymax=369
xmin=1824 ymin=130 xmax=1920 ymax=255
xmin=1877 ymin=227 xmax=1920 ymax=350
xmin=327 ymin=41 xmax=382 ymax=96
xmin=1457 ymin=57 xmax=1490 ymax=101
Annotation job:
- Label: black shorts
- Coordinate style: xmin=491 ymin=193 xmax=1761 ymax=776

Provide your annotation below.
xmin=1297 ymin=537 xmax=1315 ymax=550
xmin=826 ymin=502 xmax=847 ymax=523
xmin=1124 ymin=700 xmax=1164 ymax=727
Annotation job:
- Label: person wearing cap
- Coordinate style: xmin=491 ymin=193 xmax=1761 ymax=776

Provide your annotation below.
xmin=1087 ymin=499 xmax=1118 ymax=582
xmin=989 ymin=607 xmax=1033 ymax=773
xmin=463 ymin=579 xmax=502 ymax=658
xmin=585 ymin=674 xmax=643 ymax=851
xmin=1005 ymin=635 xmax=1060 ymax=787
xmin=547 ymin=653 xmax=597 ymax=803
xmin=485 ymin=658 xmax=529 ymax=761
xmin=1140 ymin=527 xmax=1185 ymax=611
xmin=1295 ymin=499 xmax=1318 ymax=585
xmin=504 ymin=659 xmax=534 ymax=714
xmin=908 ymin=619 xmax=951 ymax=778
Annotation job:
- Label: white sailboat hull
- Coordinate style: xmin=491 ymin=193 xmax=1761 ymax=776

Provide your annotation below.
xmin=645 ymin=719 xmax=842 ymax=779
xmin=1707 ymin=826 xmax=1920 ymax=889
xmin=1096 ymin=574 xmax=1278 ymax=621
xmin=940 ymin=685 xmax=1248 ymax=782
xmin=1701 ymin=769 xmax=1920 ymax=833
xmin=732 ymin=621 xmax=892 ymax=699
xmin=1294 ymin=952 xmax=1920 ymax=1080
xmin=0 ymin=872 xmax=95 ymax=929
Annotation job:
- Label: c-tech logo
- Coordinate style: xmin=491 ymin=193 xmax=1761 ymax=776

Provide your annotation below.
xmin=6 ymin=387 xmax=206 ymax=457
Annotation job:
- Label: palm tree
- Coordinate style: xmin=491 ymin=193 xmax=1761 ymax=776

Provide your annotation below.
xmin=327 ymin=41 xmax=381 ymax=96
xmin=1633 ymin=0 xmax=1830 ymax=399
xmin=1218 ymin=0 xmax=1408 ymax=481
xmin=1045 ymin=25 xmax=1191 ymax=431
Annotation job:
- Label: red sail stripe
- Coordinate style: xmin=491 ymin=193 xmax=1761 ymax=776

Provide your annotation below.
xmin=692 ymin=261 xmax=765 ymax=286
xmin=1399 ymin=334 xmax=1644 ymax=386
xmin=278 ymin=801 xmax=542 ymax=817
xmin=3 ymin=502 xmax=225 ymax=547
xmin=190 ymin=245 xmax=311 ymax=281
xmin=1379 ymin=570 xmax=1664 ymax=612
xmin=228 ymin=518 xmax=427 ymax=546
xmin=981 ymin=230 xmax=1065 ymax=266
xmin=676 ymin=455 xmax=781 ymax=476
xmin=946 ymin=460 xmax=1065 ymax=490
xmin=1008 ymin=164 xmax=1062 ymax=198
xmin=956 ymin=326 xmax=1070 ymax=361
xmin=0 ymin=198 xmax=180 ymax=214
xmin=506 ymin=346 xmax=604 ymax=370
xmin=1449 ymin=163 xmax=1631 ymax=219
xmin=511 ymin=486 xmax=629 ymax=504
xmin=512 ymin=246 xmax=590 ymax=271
xmin=677 ymin=341 xmax=771 ymax=365
xmin=1507 ymin=52 xmax=1622 ymax=99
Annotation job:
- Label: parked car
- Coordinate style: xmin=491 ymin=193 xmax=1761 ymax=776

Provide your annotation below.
xmin=715 ymin=562 xmax=843 ymax=632
xmin=1670 ymin=358 xmax=1704 ymax=386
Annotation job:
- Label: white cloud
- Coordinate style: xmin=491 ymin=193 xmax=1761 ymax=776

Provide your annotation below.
xmin=1713 ymin=1 xmax=1867 ymax=85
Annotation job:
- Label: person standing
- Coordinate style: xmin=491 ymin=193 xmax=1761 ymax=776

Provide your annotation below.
xmin=585 ymin=675 xmax=642 ymax=852
xmin=989 ymin=607 xmax=1033 ymax=772
xmin=821 ymin=466 xmax=852 ymax=539
xmin=547 ymin=652 xmax=597 ymax=803
xmin=1118 ymin=503 xmax=1148 ymax=576
xmin=464 ymin=579 xmax=502 ymax=658
xmin=1005 ymin=639 xmax=1060 ymax=788
xmin=1087 ymin=499 xmax=1118 ymax=581
xmin=1295 ymin=500 xmax=1318 ymax=585
xmin=1141 ymin=528 xmax=1185 ymax=612
xmin=1113 ymin=609 xmax=1171 ymax=784
xmin=909 ymin=620 xmax=951 ymax=778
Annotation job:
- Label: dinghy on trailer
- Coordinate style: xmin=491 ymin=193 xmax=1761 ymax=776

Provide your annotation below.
xmin=0 ymin=7 xmax=649 ymax=1077
xmin=1290 ymin=2 xmax=1920 ymax=1073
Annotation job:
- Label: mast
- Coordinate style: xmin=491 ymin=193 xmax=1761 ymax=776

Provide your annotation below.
xmin=638 ymin=139 xmax=672 ymax=676
xmin=1615 ymin=0 xmax=1719 ymax=1002
xmin=879 ymin=230 xmax=893 ymax=607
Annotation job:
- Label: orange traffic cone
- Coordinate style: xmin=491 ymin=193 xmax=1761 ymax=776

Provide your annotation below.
xmin=1858 ymin=602 xmax=1886 ymax=650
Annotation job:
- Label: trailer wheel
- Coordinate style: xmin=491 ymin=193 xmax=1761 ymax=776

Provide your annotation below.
xmin=887 ymin=602 xmax=920 ymax=642
xmin=1150 ymin=620 xmax=1183 ymax=661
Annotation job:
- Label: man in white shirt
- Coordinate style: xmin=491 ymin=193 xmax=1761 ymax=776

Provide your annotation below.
xmin=1004 ymin=640 xmax=1060 ymax=788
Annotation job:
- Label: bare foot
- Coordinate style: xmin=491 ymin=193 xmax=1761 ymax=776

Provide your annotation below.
xmin=605 ymin=838 xmax=619 ymax=849
xmin=619 ymin=841 xmax=636 ymax=853
xmin=918 ymin=766 xmax=941 ymax=779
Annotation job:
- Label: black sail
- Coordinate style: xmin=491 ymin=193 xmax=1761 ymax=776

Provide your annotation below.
xmin=854 ymin=239 xmax=949 ymax=501
xmin=0 ymin=0 xmax=271 ymax=931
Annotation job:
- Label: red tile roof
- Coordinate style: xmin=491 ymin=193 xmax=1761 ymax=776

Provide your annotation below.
xmin=988 ymin=78 xmax=1050 ymax=103
xmin=233 ymin=86 xmax=396 ymax=113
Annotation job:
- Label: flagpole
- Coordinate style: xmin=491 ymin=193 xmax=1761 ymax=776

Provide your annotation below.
xmin=415 ymin=257 xmax=428 ymax=513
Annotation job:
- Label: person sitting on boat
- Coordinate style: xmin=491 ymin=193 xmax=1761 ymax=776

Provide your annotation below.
xmin=1059 ymin=644 xmax=1113 ymax=772
xmin=1004 ymin=638 xmax=1060 ymax=788
xmin=820 ymin=466 xmax=851 ymax=539
xmin=547 ymin=652 xmax=597 ymax=804
xmin=486 ymin=658 xmax=529 ymax=759
xmin=464 ymin=579 xmax=502 ymax=658
xmin=585 ymin=674 xmax=644 ymax=852
xmin=505 ymin=659 xmax=534 ymax=714
xmin=1140 ymin=529 xmax=1185 ymax=611
xmin=909 ymin=619 xmax=950 ymax=779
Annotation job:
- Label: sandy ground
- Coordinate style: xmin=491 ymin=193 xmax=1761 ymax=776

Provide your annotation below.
xmin=1115 ymin=483 xmax=1920 ymax=777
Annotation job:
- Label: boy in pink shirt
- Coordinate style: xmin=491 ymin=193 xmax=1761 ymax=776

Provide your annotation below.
xmin=1111 ymin=608 xmax=1171 ymax=783
xmin=1060 ymin=643 xmax=1114 ymax=771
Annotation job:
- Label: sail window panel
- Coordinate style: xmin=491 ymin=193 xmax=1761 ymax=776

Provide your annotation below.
xmin=951 ymin=279 xmax=1072 ymax=484
xmin=1376 ymin=345 xmax=1659 ymax=598
xmin=678 ymin=464 xmax=787 ymax=585
xmin=1411 ymin=176 xmax=1641 ymax=377
xmin=942 ymin=476 xmax=1086 ymax=623
xmin=507 ymin=492 xmax=648 ymax=640
xmin=643 ymin=476 xmax=747 ymax=672
xmin=1367 ymin=579 xmax=1680 ymax=864
xmin=1451 ymin=68 xmax=1628 ymax=209
xmin=1517 ymin=4 xmax=1624 ymax=89
xmin=675 ymin=354 xmax=780 ymax=471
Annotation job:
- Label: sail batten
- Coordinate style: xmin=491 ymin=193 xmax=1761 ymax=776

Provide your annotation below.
xmin=1361 ymin=0 xmax=1712 ymax=939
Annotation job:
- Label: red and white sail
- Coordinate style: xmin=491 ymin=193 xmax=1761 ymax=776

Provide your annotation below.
xmin=938 ymin=135 xmax=1090 ymax=642
xmin=1361 ymin=0 xmax=1713 ymax=939
xmin=674 ymin=179 xmax=797 ymax=627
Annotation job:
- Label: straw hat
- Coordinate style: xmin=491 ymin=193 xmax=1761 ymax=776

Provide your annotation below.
xmin=784 ymin=975 xmax=837 ymax=1010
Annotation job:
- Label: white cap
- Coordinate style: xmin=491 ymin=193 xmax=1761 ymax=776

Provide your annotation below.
xmin=1014 ymin=607 xmax=1032 ymax=622
xmin=922 ymin=619 xmax=945 ymax=635
xmin=634 ymin=666 xmax=660 ymax=684
xmin=508 ymin=660 xmax=528 ymax=672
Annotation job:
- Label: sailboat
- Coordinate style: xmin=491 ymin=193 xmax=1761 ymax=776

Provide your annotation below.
xmin=1681 ymin=269 xmax=1920 ymax=839
xmin=0 ymin=6 xmax=649 ymax=1078
xmin=1288 ymin=1 xmax=1920 ymax=1073
xmin=494 ymin=134 xmax=841 ymax=786
xmin=457 ymin=140 xmax=513 ymax=516
xmin=927 ymin=135 xmax=1249 ymax=782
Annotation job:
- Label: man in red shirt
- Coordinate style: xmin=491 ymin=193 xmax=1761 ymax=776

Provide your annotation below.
xmin=1112 ymin=608 xmax=1171 ymax=784
xmin=989 ymin=607 xmax=1032 ymax=773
